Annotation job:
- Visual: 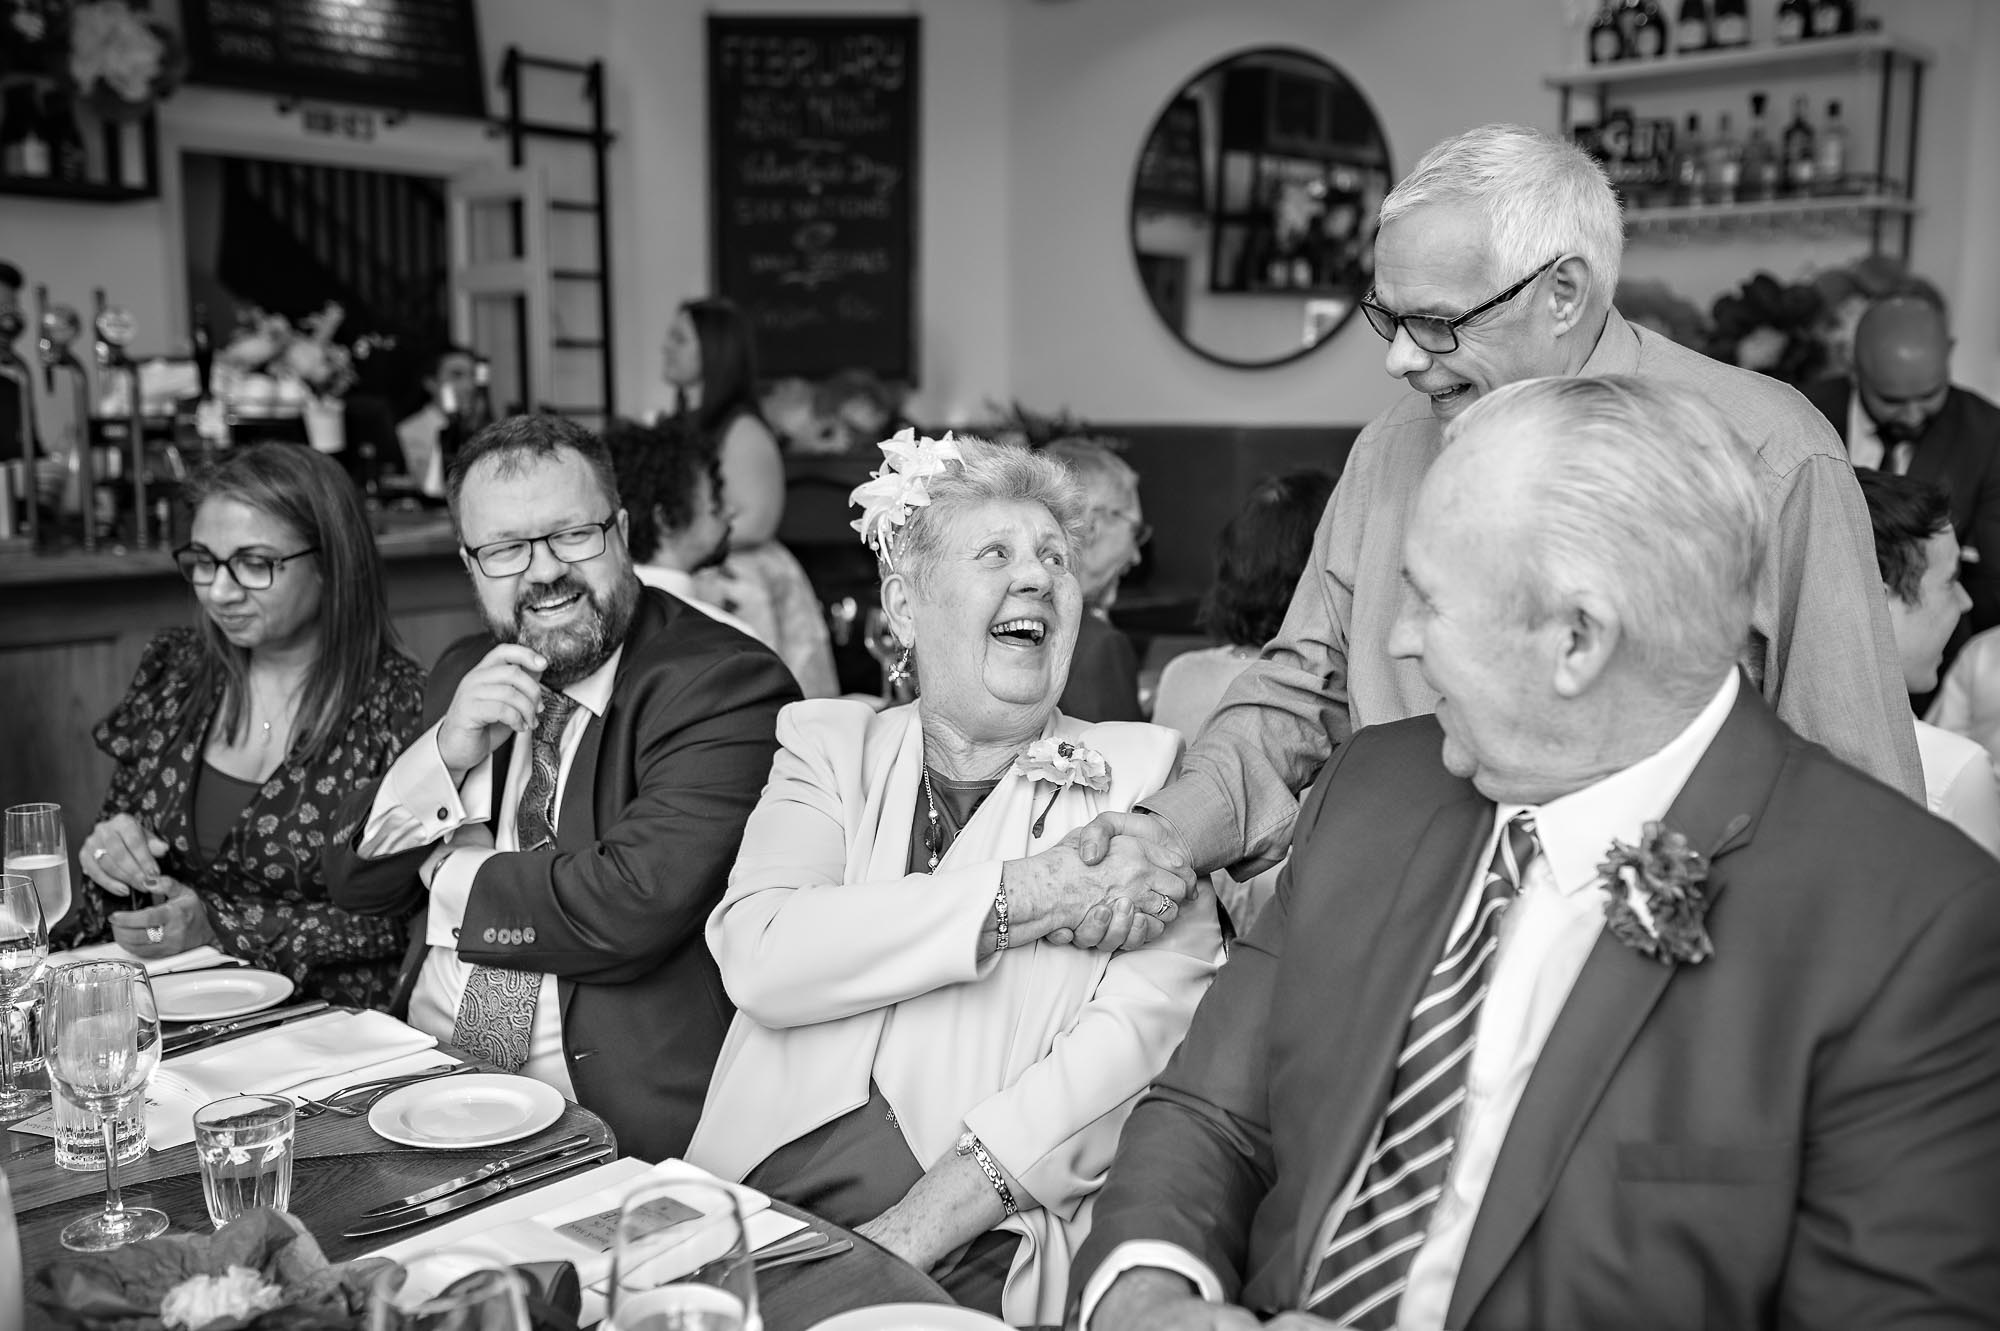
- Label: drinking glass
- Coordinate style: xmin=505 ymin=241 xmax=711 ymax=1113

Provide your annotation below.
xmin=367 ymin=1252 xmax=530 ymax=1331
xmin=3 ymin=804 xmax=70 ymax=931
xmin=193 ymin=1094 xmax=295 ymax=1228
xmin=0 ymin=874 xmax=49 ymax=1116
xmin=606 ymin=1179 xmax=758 ymax=1331
xmin=44 ymin=960 xmax=168 ymax=1251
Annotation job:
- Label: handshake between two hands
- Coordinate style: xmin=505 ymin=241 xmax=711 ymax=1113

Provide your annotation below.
xmin=1029 ymin=809 xmax=1199 ymax=954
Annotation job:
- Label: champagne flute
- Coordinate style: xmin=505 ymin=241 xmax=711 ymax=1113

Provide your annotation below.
xmin=367 ymin=1252 xmax=529 ymax=1331
xmin=607 ymin=1179 xmax=758 ymax=1331
xmin=3 ymin=804 xmax=71 ymax=930
xmin=0 ymin=874 xmax=48 ymax=1116
xmin=45 ymin=960 xmax=167 ymax=1251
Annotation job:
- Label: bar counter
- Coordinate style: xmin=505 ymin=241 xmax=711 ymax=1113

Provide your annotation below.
xmin=0 ymin=513 xmax=485 ymax=857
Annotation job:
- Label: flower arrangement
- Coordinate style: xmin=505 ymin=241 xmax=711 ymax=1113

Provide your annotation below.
xmin=1702 ymin=272 xmax=1827 ymax=389
xmin=1015 ymin=737 xmax=1113 ymax=836
xmin=66 ymin=0 xmax=186 ymax=120
xmin=1597 ymin=820 xmax=1716 ymax=966
xmin=762 ymin=369 xmax=911 ymax=456
xmin=212 ymin=303 xmax=393 ymax=415
xmin=848 ymin=426 xmax=963 ymax=563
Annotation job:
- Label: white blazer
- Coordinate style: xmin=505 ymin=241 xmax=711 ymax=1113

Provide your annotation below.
xmin=688 ymin=699 xmax=1222 ymax=1325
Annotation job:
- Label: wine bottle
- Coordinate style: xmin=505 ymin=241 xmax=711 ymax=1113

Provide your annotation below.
xmin=1743 ymin=93 xmax=1780 ymax=202
xmin=0 ymin=85 xmax=49 ymax=180
xmin=1782 ymin=95 xmax=1817 ymax=196
xmin=1589 ymin=0 xmax=1626 ymax=62
xmin=1674 ymin=114 xmax=1708 ymax=205
xmin=1775 ymin=0 xmax=1811 ymax=42
xmin=1628 ymin=0 xmax=1668 ymax=58
xmin=1709 ymin=0 xmax=1750 ymax=45
xmin=1816 ymin=99 xmax=1849 ymax=195
xmin=1707 ymin=112 xmax=1742 ymax=205
xmin=1675 ymin=0 xmax=1712 ymax=52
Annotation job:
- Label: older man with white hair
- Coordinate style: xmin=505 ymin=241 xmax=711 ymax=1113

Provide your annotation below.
xmin=1077 ymin=124 xmax=1918 ymax=915
xmin=1075 ymin=376 xmax=2000 ymax=1331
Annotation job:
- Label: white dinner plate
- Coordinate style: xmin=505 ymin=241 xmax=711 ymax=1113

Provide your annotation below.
xmin=152 ymin=967 xmax=295 ymax=1022
xmin=806 ymin=1306 xmax=1008 ymax=1331
xmin=368 ymin=1073 xmax=565 ymax=1149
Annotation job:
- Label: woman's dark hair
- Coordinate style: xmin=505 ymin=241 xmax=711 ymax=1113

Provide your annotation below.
xmin=1858 ymin=469 xmax=1953 ymax=605
xmin=180 ymin=444 xmax=399 ymax=760
xmin=603 ymin=415 xmax=722 ymax=562
xmin=678 ymin=298 xmax=760 ymax=437
xmin=1201 ymin=469 xmax=1336 ymax=648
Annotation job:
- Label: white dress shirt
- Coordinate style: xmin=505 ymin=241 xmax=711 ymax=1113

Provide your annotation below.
xmin=361 ymin=647 xmax=625 ymax=1097
xmin=1846 ymin=387 xmax=1914 ymax=475
xmin=1082 ymin=671 xmax=1740 ymax=1330
xmin=1915 ymin=718 xmax=2000 ymax=858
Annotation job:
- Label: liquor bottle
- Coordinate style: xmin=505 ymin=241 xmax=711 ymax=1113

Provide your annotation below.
xmin=1809 ymin=0 xmax=1854 ymax=36
xmin=0 ymin=85 xmax=49 ymax=180
xmin=1743 ymin=94 xmax=1781 ymax=202
xmin=1782 ymin=95 xmax=1817 ymax=196
xmin=43 ymin=86 xmax=84 ymax=185
xmin=1673 ymin=114 xmax=1708 ymax=205
xmin=1707 ymin=112 xmax=1742 ymax=205
xmin=1709 ymin=0 xmax=1750 ymax=45
xmin=1816 ymin=99 xmax=1849 ymax=194
xmin=1589 ymin=0 xmax=1626 ymax=63
xmin=1627 ymin=0 xmax=1668 ymax=58
xmin=1675 ymin=0 xmax=1712 ymax=52
xmin=1775 ymin=0 xmax=1811 ymax=42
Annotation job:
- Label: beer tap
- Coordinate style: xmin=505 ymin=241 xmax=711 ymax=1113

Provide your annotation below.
xmin=35 ymin=287 xmax=93 ymax=552
xmin=93 ymin=290 xmax=148 ymax=548
xmin=0 ymin=289 xmax=37 ymax=550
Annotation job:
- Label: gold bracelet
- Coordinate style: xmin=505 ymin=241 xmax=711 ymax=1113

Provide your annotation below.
xmin=955 ymin=1130 xmax=1018 ymax=1216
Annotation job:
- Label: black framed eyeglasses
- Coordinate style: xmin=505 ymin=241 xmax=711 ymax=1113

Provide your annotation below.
xmin=1095 ymin=507 xmax=1154 ymax=547
xmin=174 ymin=544 xmax=319 ymax=589
xmin=1359 ymin=256 xmax=1563 ymax=355
xmin=463 ymin=516 xmax=619 ymax=578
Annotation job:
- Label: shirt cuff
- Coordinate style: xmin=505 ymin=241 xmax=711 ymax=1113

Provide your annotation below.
xmin=1078 ymin=1241 xmax=1226 ymax=1330
xmin=1134 ymin=781 xmax=1232 ymax=877
xmin=359 ymin=722 xmax=495 ymax=858
xmin=425 ymin=846 xmax=501 ymax=948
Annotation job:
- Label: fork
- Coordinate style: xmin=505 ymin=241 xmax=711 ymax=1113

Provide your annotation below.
xmin=294 ymin=1063 xmax=471 ymax=1118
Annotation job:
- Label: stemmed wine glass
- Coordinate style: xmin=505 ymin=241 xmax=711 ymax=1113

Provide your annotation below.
xmin=607 ymin=1179 xmax=758 ymax=1331
xmin=367 ymin=1252 xmax=529 ymax=1331
xmin=3 ymin=803 xmax=71 ymax=931
xmin=45 ymin=960 xmax=168 ymax=1251
xmin=0 ymin=874 xmax=49 ymax=1117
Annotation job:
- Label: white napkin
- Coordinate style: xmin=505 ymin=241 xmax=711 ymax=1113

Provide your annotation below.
xmin=146 ymin=1010 xmax=438 ymax=1148
xmin=56 ymin=942 xmax=241 ymax=976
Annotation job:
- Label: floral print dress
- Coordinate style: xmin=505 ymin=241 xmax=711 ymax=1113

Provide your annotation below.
xmin=65 ymin=629 xmax=427 ymax=1009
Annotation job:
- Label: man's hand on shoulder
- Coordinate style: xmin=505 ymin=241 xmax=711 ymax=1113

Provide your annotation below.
xmin=437 ymin=644 xmax=548 ymax=781
xmin=1088 ymin=1269 xmax=1262 ymax=1331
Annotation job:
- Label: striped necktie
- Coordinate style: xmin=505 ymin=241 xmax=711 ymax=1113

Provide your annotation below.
xmin=449 ymin=688 xmax=577 ymax=1072
xmin=1304 ymin=811 xmax=1540 ymax=1329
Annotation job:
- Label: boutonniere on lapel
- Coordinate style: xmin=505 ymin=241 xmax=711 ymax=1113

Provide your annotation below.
xmin=1014 ymin=739 xmax=1112 ymax=836
xmin=1597 ymin=820 xmax=1717 ymax=966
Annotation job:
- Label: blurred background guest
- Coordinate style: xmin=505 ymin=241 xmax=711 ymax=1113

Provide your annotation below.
xmin=661 ymin=296 xmax=838 ymax=697
xmin=690 ymin=435 xmax=1219 ymax=1324
xmin=1043 ymin=437 xmax=1147 ymax=722
xmin=65 ymin=444 xmax=425 ymax=1006
xmin=1927 ymin=625 xmax=2000 ymax=775
xmin=603 ymin=415 xmax=760 ymax=643
xmin=1860 ymin=471 xmax=2000 ymax=856
xmin=394 ymin=343 xmax=478 ymax=498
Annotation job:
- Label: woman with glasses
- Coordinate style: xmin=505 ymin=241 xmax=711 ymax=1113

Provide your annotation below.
xmin=64 ymin=445 xmax=425 ymax=1008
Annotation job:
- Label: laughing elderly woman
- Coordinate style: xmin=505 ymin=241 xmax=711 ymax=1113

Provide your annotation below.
xmin=687 ymin=433 xmax=1222 ymax=1324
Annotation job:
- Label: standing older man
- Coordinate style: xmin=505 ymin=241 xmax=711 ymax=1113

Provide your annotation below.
xmin=324 ymin=415 xmax=799 ymax=1160
xmin=1075 ymin=377 xmax=2000 ymax=1330
xmin=1083 ymin=124 xmax=1917 ymax=898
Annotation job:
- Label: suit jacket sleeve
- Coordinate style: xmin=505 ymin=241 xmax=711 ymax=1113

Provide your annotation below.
xmin=1779 ymin=868 xmax=2000 ymax=1328
xmin=1140 ymin=440 xmax=1366 ymax=878
xmin=1757 ymin=451 xmax=1924 ymax=799
xmin=1958 ymin=397 xmax=2000 ymax=636
xmin=1071 ymin=737 xmax=1356 ymax=1306
xmin=450 ymin=648 xmax=795 ymax=984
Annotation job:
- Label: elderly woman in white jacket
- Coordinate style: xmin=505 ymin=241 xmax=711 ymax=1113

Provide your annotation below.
xmin=687 ymin=433 xmax=1222 ymax=1324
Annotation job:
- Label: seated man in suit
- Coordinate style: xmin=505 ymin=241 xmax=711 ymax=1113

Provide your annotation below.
xmin=324 ymin=414 xmax=800 ymax=1161
xmin=1804 ymin=294 xmax=2000 ymax=653
xmin=1075 ymin=375 xmax=2000 ymax=1330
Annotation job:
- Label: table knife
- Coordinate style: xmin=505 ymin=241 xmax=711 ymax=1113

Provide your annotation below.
xmin=341 ymin=1143 xmax=614 ymax=1238
xmin=357 ymin=1132 xmax=593 ymax=1216
xmin=162 ymin=1001 xmax=331 ymax=1054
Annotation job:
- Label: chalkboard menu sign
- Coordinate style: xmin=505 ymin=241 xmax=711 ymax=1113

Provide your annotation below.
xmin=183 ymin=0 xmax=487 ymax=119
xmin=709 ymin=16 xmax=918 ymax=382
xmin=1135 ymin=94 xmax=1206 ymax=214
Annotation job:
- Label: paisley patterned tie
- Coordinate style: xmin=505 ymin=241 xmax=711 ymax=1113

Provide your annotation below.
xmin=450 ymin=688 xmax=577 ymax=1071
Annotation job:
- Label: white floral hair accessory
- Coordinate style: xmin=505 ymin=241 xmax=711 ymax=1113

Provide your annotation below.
xmin=849 ymin=427 xmax=964 ymax=563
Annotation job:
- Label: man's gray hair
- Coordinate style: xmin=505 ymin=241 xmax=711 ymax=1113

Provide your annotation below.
xmin=889 ymin=437 xmax=1088 ymax=590
xmin=1380 ymin=123 xmax=1624 ymax=300
xmin=1042 ymin=436 xmax=1139 ymax=508
xmin=1448 ymin=375 xmax=1767 ymax=682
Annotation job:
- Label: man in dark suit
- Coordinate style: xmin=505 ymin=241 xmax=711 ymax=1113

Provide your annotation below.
xmin=1803 ymin=295 xmax=2000 ymax=650
xmin=325 ymin=415 xmax=798 ymax=1161
xmin=1075 ymin=376 xmax=2000 ymax=1331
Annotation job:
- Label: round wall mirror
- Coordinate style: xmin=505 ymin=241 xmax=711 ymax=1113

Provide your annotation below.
xmin=1129 ymin=47 xmax=1392 ymax=369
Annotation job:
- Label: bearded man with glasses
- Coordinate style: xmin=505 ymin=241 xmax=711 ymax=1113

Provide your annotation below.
xmin=324 ymin=414 xmax=800 ymax=1161
xmin=1070 ymin=122 xmax=1918 ymax=941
